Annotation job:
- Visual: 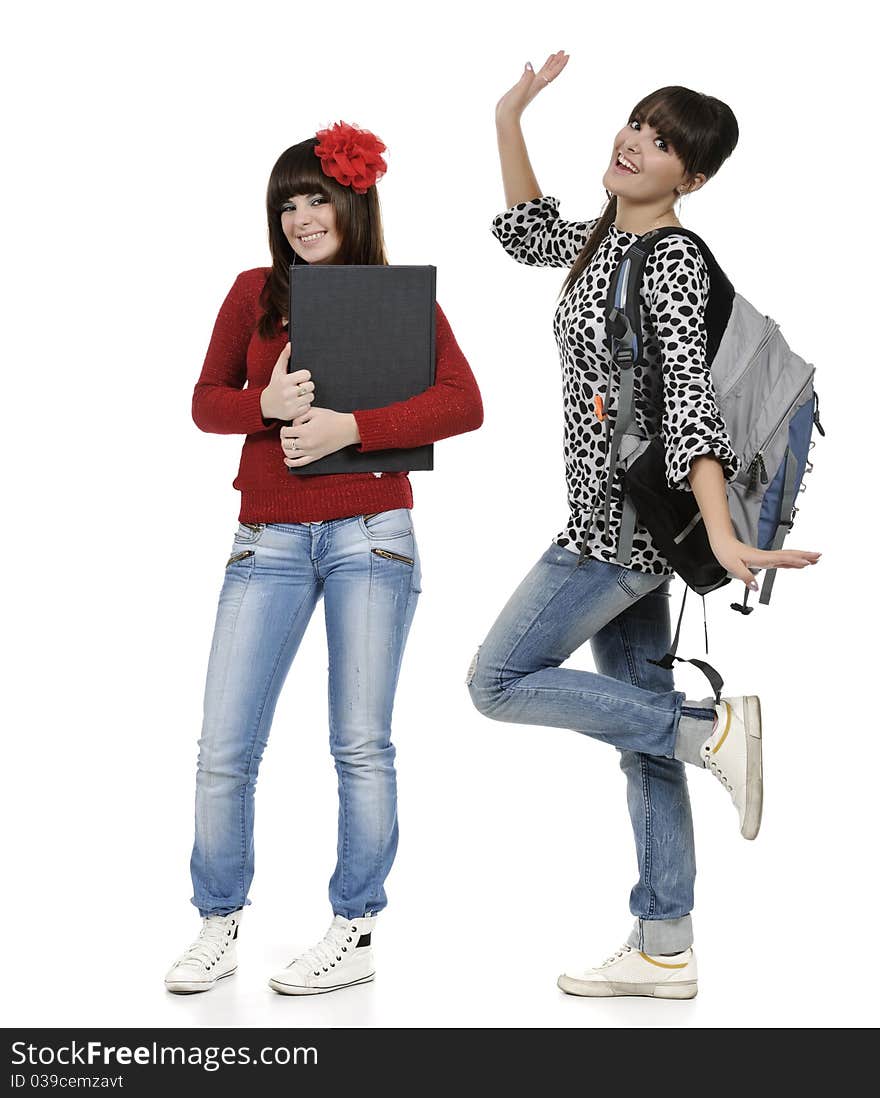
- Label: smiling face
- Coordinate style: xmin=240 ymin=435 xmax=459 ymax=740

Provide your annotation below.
xmin=280 ymin=192 xmax=343 ymax=263
xmin=603 ymin=117 xmax=703 ymax=202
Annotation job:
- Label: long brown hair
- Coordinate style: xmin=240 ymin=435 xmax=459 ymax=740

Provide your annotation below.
xmin=257 ymin=137 xmax=389 ymax=339
xmin=559 ymin=86 xmax=739 ymax=301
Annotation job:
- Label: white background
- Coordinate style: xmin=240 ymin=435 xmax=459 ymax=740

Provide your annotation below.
xmin=4 ymin=0 xmax=876 ymax=1029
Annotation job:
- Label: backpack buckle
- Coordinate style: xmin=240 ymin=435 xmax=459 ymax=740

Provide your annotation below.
xmin=608 ymin=308 xmax=637 ymax=364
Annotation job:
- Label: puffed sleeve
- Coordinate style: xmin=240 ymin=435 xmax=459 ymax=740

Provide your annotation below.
xmin=490 ymin=195 xmax=599 ymax=268
xmin=644 ymin=235 xmax=740 ymax=492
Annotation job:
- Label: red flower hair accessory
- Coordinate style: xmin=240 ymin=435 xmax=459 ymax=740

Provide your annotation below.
xmin=314 ymin=121 xmax=387 ymax=194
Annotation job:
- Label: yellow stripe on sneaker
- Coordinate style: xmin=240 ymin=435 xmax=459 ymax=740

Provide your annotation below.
xmin=639 ymin=952 xmax=689 ymax=969
xmin=711 ymin=702 xmax=732 ymax=754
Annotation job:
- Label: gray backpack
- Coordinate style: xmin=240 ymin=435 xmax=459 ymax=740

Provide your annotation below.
xmin=597 ymin=227 xmax=825 ymax=699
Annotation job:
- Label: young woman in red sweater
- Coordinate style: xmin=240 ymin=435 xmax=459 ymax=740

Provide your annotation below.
xmin=164 ymin=122 xmax=483 ymax=997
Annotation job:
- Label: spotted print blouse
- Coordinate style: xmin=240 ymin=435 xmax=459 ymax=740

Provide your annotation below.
xmin=491 ymin=194 xmax=740 ymax=575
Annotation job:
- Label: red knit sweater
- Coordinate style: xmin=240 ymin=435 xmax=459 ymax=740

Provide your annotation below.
xmin=192 ymin=268 xmax=484 ymax=522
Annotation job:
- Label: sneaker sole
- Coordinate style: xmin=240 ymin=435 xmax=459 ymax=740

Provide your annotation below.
xmin=741 ymin=694 xmax=763 ymax=840
xmin=557 ymin=974 xmax=697 ymax=999
xmin=165 ymin=966 xmax=237 ymax=994
xmin=268 ymin=972 xmax=375 ymax=996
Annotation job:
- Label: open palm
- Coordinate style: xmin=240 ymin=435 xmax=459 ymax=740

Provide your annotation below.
xmin=495 ymin=50 xmax=569 ymax=121
xmin=713 ymin=537 xmax=821 ymax=589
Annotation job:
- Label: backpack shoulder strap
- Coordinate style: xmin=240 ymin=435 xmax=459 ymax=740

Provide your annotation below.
xmin=599 ymin=227 xmax=735 ymax=567
xmin=605 ymin=225 xmax=734 ymax=365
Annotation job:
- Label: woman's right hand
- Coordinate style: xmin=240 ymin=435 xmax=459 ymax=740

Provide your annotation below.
xmin=260 ymin=342 xmax=315 ymax=422
xmin=495 ymin=50 xmax=570 ymax=125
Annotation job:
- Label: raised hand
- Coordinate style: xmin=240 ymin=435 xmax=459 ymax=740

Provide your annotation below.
xmin=495 ymin=50 xmax=570 ymax=124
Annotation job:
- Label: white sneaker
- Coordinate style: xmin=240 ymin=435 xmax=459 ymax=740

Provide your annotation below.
xmin=558 ymin=943 xmax=697 ymax=999
xmin=268 ymin=915 xmax=376 ymax=996
xmin=702 ymin=695 xmax=763 ymax=840
xmin=164 ymin=909 xmax=241 ymax=994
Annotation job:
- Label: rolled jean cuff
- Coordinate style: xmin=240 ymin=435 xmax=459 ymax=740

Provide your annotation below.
xmin=626 ymin=915 xmax=693 ymax=954
xmin=673 ymin=696 xmax=717 ymax=767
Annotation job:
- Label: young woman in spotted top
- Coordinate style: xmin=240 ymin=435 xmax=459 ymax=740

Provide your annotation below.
xmin=467 ymin=51 xmax=821 ymax=998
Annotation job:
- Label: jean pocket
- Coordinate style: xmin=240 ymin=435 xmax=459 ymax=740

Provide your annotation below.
xmin=371 ymin=547 xmax=414 ymax=566
xmin=615 ymin=565 xmax=669 ymax=600
xmin=233 ymin=521 xmax=265 ymax=545
xmin=358 ymin=508 xmax=413 ymax=540
xmin=226 ymin=548 xmax=255 ymax=568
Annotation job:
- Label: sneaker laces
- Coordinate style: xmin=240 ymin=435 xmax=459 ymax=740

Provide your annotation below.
xmin=704 ymin=755 xmax=733 ymax=793
xmin=175 ymin=915 xmax=234 ymax=970
xmin=599 ymin=944 xmax=633 ymax=969
xmin=289 ymin=920 xmax=358 ymax=976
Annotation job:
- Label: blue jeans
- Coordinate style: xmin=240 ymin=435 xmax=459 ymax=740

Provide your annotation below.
xmin=190 ymin=509 xmax=421 ymax=920
xmin=466 ymin=543 xmax=716 ymax=954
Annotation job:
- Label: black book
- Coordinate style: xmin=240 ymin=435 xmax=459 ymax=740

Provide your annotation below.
xmin=286 ymin=264 xmax=437 ymax=475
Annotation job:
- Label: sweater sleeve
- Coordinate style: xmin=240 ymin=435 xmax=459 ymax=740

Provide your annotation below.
xmin=490 ymin=195 xmax=599 ymax=268
xmin=351 ymin=302 xmax=483 ymax=451
xmin=191 ymin=270 xmax=283 ymax=435
xmin=644 ymin=236 xmax=740 ymax=492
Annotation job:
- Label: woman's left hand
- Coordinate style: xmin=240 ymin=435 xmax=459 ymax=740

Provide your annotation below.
xmin=710 ymin=534 xmax=821 ymax=590
xmin=281 ymin=408 xmax=361 ymax=467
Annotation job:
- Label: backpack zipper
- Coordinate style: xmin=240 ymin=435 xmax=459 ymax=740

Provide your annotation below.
xmin=742 ymin=372 xmax=814 ymax=492
xmin=812 ymin=389 xmax=826 ymax=436
xmin=371 ymin=548 xmax=414 ymax=565
xmin=746 ymin=451 xmax=769 ymax=491
xmin=716 ymin=315 xmax=779 ymax=401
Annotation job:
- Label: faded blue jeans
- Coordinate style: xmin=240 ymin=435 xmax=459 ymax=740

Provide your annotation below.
xmin=466 ymin=543 xmax=717 ymax=954
xmin=190 ymin=509 xmax=421 ymax=920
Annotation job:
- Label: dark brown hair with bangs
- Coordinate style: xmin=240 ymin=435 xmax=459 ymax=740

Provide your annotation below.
xmin=559 ymin=86 xmax=739 ymax=300
xmin=257 ymin=137 xmax=389 ymax=338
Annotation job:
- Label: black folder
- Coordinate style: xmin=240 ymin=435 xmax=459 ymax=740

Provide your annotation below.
xmin=286 ymin=264 xmax=437 ymax=474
